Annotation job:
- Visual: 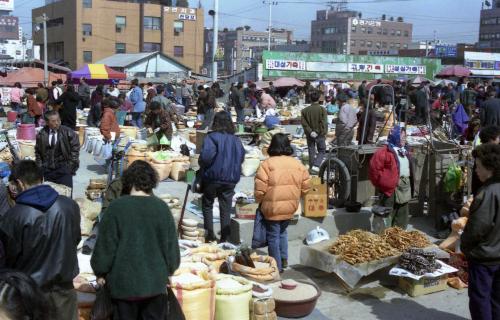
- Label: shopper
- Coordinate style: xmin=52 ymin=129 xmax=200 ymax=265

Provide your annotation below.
xmin=358 ymin=80 xmax=367 ymax=104
xmin=129 ymin=79 xmax=146 ymax=128
xmin=100 ymin=97 xmax=121 ymax=142
xmin=461 ymin=82 xmax=477 ymax=116
xmin=35 ymin=83 xmax=48 ymax=104
xmin=259 ymin=89 xmax=277 ymax=110
xmin=199 ymin=111 xmax=245 ymax=243
xmin=49 ymin=80 xmax=62 ymax=109
xmin=10 ymin=82 xmax=24 ymax=113
xmin=35 ymin=111 xmax=80 ymax=189
xmin=369 ymin=126 xmax=414 ymax=229
xmin=0 ymin=160 xmax=81 ymax=320
xmin=106 ymin=82 xmax=120 ymax=98
xmin=471 ymin=125 xmax=500 ymax=196
xmin=335 ymin=93 xmax=357 ymax=146
xmin=301 ymin=90 xmax=328 ymax=173
xmin=90 ymin=84 xmax=104 ymax=110
xmin=480 ymin=89 xmax=500 ymax=128
xmin=55 ymin=84 xmax=80 ymax=130
xmin=144 ymin=101 xmax=173 ymax=143
xmin=255 ymin=133 xmax=310 ymax=272
xmin=0 ymin=270 xmax=51 ymax=320
xmin=181 ymin=79 xmax=193 ymax=111
xmin=234 ymin=83 xmax=245 ymax=123
xmin=91 ymin=160 xmax=180 ymax=320
xmin=78 ymin=78 xmax=91 ymax=109
xmin=26 ymin=88 xmax=43 ymax=126
xmin=461 ymin=143 xmax=500 ymax=320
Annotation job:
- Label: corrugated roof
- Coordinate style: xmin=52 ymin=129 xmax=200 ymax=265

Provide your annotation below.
xmin=96 ymin=52 xmax=155 ymax=68
xmin=95 ymin=51 xmax=191 ymax=70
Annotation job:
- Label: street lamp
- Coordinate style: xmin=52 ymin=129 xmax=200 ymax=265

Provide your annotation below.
xmin=35 ymin=14 xmax=48 ymax=86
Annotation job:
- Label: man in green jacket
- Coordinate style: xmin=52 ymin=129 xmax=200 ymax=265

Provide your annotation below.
xmin=91 ymin=160 xmax=180 ymax=319
xmin=301 ymin=90 xmax=328 ymax=173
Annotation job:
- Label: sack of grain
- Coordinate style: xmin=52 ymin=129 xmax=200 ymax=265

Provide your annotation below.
xmin=241 ymin=158 xmax=261 ymax=177
xmin=231 ymin=254 xmax=280 ymax=283
xmin=171 ymin=271 xmax=216 ymax=320
xmin=215 ymin=275 xmax=252 ymax=320
xmin=170 ymin=161 xmax=190 ymax=181
xmin=251 ymin=311 xmax=277 ymax=320
xmin=250 ymin=298 xmax=275 ymax=316
xmin=148 ymin=158 xmax=173 ymax=181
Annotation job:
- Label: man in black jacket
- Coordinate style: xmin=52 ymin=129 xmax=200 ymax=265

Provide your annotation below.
xmin=35 ymin=110 xmax=80 ymax=189
xmin=0 ymin=160 xmax=81 ymax=320
xmin=480 ymin=89 xmax=500 ymax=127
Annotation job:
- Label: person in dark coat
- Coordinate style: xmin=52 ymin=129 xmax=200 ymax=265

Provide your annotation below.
xmin=358 ymin=80 xmax=367 ymax=104
xmin=55 ymin=84 xmax=80 ymax=130
xmin=357 ymin=100 xmax=376 ymax=145
xmin=0 ymin=160 xmax=81 ymax=320
xmin=471 ymin=126 xmax=500 ymax=196
xmin=144 ymin=101 xmax=173 ymax=142
xmin=461 ymin=143 xmax=500 ymax=320
xmin=91 ymin=161 xmax=180 ymax=320
xmin=35 ymin=111 xmax=80 ymax=189
xmin=480 ymin=89 xmax=500 ymax=128
xmin=199 ymin=111 xmax=245 ymax=243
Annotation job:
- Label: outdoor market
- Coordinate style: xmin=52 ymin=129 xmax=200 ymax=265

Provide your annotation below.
xmin=0 ymin=47 xmax=494 ymax=320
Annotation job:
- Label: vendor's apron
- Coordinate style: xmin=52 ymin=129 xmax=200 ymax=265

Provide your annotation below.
xmin=395 ymin=176 xmax=411 ymax=204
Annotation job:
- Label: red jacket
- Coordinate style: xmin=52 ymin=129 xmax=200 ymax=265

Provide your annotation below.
xmin=100 ymin=108 xmax=120 ymax=141
xmin=369 ymin=145 xmax=399 ymax=197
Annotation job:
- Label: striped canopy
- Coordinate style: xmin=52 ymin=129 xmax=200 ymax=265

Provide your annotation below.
xmin=70 ymin=64 xmax=126 ymax=81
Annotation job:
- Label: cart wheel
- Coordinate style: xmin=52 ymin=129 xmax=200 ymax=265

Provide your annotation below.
xmin=319 ymin=157 xmax=351 ymax=208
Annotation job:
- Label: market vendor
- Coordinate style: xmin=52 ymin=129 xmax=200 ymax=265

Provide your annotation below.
xmin=461 ymin=143 xmax=500 ymax=320
xmin=144 ymin=101 xmax=173 ymax=144
xmin=356 ymin=99 xmax=376 ymax=145
xmin=335 ymin=93 xmax=357 ymax=146
xmin=301 ymin=90 xmax=327 ymax=173
xmin=369 ymin=126 xmax=414 ymax=229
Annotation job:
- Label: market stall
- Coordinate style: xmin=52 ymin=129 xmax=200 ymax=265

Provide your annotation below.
xmin=69 ymin=64 xmax=126 ymax=85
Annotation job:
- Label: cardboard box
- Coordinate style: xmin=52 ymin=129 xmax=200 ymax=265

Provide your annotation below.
xmin=303 ymin=177 xmax=328 ymax=218
xmin=398 ymin=275 xmax=448 ymax=297
xmin=236 ymin=202 xmax=259 ymax=219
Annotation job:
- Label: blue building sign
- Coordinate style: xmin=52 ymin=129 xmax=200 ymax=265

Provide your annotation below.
xmin=435 ymin=45 xmax=457 ymax=58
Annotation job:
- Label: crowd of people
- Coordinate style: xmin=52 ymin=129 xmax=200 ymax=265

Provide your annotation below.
xmin=0 ymin=74 xmax=498 ymax=320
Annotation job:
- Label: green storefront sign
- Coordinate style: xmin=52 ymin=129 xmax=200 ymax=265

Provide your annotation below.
xmin=262 ymin=51 xmax=442 ymax=80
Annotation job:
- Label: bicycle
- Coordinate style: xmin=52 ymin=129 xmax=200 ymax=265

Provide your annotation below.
xmin=318 ymin=145 xmax=351 ymax=208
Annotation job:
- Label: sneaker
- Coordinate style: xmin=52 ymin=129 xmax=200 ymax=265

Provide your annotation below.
xmin=281 ymin=258 xmax=288 ymax=269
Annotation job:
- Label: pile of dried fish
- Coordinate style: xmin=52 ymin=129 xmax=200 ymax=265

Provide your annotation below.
xmin=381 ymin=227 xmax=431 ymax=251
xmin=329 ymin=230 xmax=399 ymax=265
xmin=399 ymin=248 xmax=441 ymax=275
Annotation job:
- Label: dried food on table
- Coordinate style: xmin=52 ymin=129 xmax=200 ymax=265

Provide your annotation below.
xmin=397 ymin=248 xmax=441 ymax=275
xmin=329 ymin=230 xmax=399 ymax=265
xmin=381 ymin=227 xmax=431 ymax=251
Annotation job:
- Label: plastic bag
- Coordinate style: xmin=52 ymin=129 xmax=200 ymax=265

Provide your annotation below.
xmin=444 ymin=164 xmax=462 ymax=193
xmin=90 ymin=285 xmax=113 ymax=320
xmin=251 ymin=208 xmax=267 ymax=249
xmin=94 ymin=143 xmax=112 ymax=166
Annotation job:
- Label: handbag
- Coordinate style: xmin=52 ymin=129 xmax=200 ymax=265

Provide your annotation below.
xmin=90 ymin=285 xmax=113 ymax=320
xmin=166 ymin=286 xmax=186 ymax=320
xmin=251 ymin=208 xmax=267 ymax=249
xmin=191 ymin=168 xmax=204 ymax=194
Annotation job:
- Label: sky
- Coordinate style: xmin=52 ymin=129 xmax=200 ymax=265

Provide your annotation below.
xmin=15 ymin=0 xmax=482 ymax=44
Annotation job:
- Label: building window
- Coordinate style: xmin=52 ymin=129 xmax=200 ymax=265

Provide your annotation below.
xmin=83 ymin=51 xmax=92 ymax=63
xmin=15 ymin=50 xmax=20 ymax=55
xmin=143 ymin=42 xmax=161 ymax=52
xmin=350 ymin=39 xmax=356 ymax=47
xmin=144 ymin=16 xmax=161 ymax=30
xmin=390 ymin=29 xmax=395 ymax=36
xmin=396 ymin=30 xmax=401 ymax=36
xmin=174 ymin=46 xmax=184 ymax=57
xmin=367 ymin=27 xmax=373 ymax=34
xmin=361 ymin=27 xmax=366 ymax=33
xmin=82 ymin=23 xmax=92 ymax=36
xmin=382 ymin=42 xmax=387 ymax=48
xmin=83 ymin=0 xmax=92 ymax=8
xmin=47 ymin=17 xmax=64 ymax=28
xmin=115 ymin=43 xmax=126 ymax=54
xmin=376 ymin=42 xmax=381 ymax=48
xmin=174 ymin=21 xmax=184 ymax=34
xmin=383 ymin=28 xmax=388 ymax=35
xmin=1 ymin=50 xmax=5 ymax=54
xmin=116 ymin=16 xmax=126 ymax=32
xmin=360 ymin=40 xmax=365 ymax=47
xmin=403 ymin=44 xmax=408 ymax=49
xmin=351 ymin=26 xmax=356 ymax=32
xmin=482 ymin=17 xmax=498 ymax=25
xmin=404 ymin=30 xmax=409 ymax=37
xmin=396 ymin=43 xmax=401 ymax=48
xmin=323 ymin=27 xmax=336 ymax=34
xmin=366 ymin=41 xmax=372 ymax=48
xmin=390 ymin=42 xmax=395 ymax=48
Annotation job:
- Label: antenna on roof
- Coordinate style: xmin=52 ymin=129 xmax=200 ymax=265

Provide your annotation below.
xmin=326 ymin=0 xmax=348 ymax=11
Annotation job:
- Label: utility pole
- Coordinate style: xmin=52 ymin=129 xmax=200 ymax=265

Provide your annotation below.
xmin=211 ymin=0 xmax=219 ymax=82
xmin=35 ymin=14 xmax=48 ymax=86
xmin=263 ymin=1 xmax=278 ymax=51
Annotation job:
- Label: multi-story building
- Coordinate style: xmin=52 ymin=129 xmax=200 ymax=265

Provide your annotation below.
xmin=32 ymin=0 xmax=204 ymax=71
xmin=204 ymin=28 xmax=293 ymax=76
xmin=310 ymin=9 xmax=412 ymax=55
xmin=479 ymin=0 xmax=500 ymax=48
